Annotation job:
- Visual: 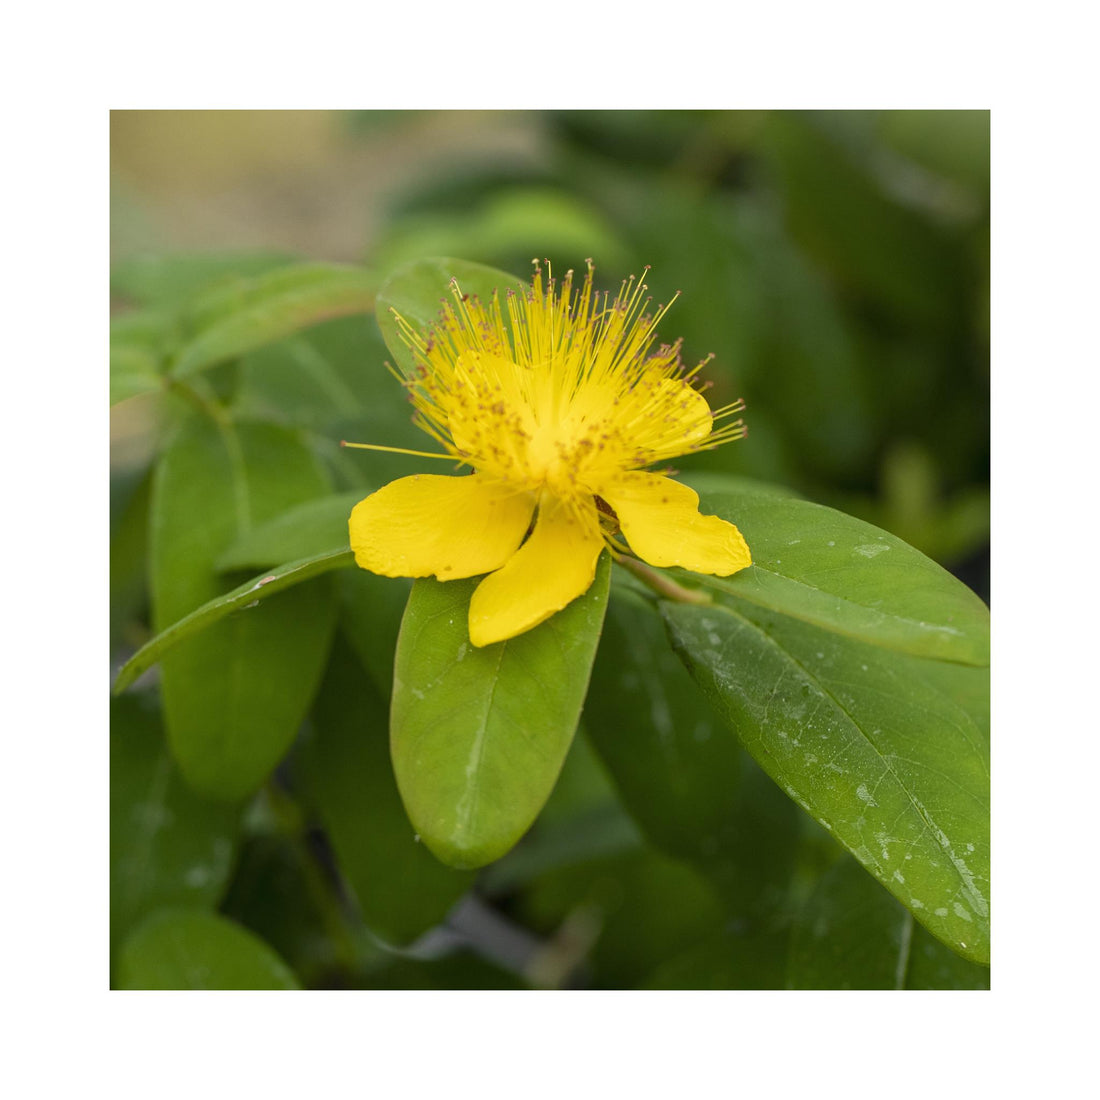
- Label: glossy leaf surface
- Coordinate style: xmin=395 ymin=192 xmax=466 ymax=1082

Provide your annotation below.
xmin=302 ymin=637 xmax=474 ymax=945
xmin=116 ymin=909 xmax=300 ymax=990
xmin=375 ymin=256 xmax=527 ymax=375
xmin=110 ymin=695 xmax=239 ymax=948
xmin=391 ymin=554 xmax=611 ymax=868
xmin=683 ymin=474 xmax=990 ymax=665
xmin=170 ymin=263 xmax=377 ymax=378
xmin=788 ymin=855 xmax=990 ymax=989
xmin=150 ymin=418 xmax=337 ymax=799
xmin=664 ymin=595 xmax=990 ymax=963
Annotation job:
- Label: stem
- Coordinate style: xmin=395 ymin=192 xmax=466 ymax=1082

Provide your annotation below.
xmin=614 ymin=555 xmax=713 ymax=605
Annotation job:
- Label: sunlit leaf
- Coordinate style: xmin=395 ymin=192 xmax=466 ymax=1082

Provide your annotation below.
xmin=391 ymin=554 xmax=611 ymax=868
xmin=171 ymin=263 xmax=377 ymax=379
xmin=683 ymin=474 xmax=990 ymax=666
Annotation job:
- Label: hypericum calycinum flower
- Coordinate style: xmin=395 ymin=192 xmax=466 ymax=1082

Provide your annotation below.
xmin=347 ymin=262 xmax=751 ymax=647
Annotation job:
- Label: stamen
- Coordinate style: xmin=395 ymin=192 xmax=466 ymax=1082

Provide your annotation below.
xmin=340 ymin=441 xmax=462 ymax=461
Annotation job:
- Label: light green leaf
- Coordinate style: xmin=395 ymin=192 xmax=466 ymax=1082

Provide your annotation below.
xmin=302 ymin=636 xmax=474 ymax=945
xmin=585 ymin=586 xmax=801 ymax=921
xmin=375 ymin=256 xmax=526 ymax=375
xmin=110 ymin=342 xmax=163 ymax=405
xmin=110 ymin=309 xmax=174 ymax=406
xmin=215 ymin=491 xmax=362 ymax=571
xmin=684 ymin=474 xmax=990 ymax=665
xmin=110 ymin=695 xmax=239 ymax=948
xmin=663 ymin=595 xmax=990 ymax=963
xmin=115 ymin=909 xmax=300 ymax=990
xmin=391 ymin=553 xmax=611 ymax=869
xmin=788 ymin=854 xmax=989 ymax=989
xmin=111 ymin=250 xmax=295 ymax=308
xmin=149 ymin=417 xmax=339 ymax=800
xmin=171 ymin=263 xmax=377 ymax=379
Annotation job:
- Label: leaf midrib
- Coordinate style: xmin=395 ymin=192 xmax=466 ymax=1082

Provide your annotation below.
xmin=700 ymin=563 xmax=976 ymax=651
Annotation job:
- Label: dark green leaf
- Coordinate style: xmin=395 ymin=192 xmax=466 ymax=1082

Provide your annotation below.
xmin=338 ymin=569 xmax=412 ymax=697
xmin=149 ymin=417 xmax=338 ymax=799
xmin=115 ymin=909 xmax=300 ymax=990
xmin=391 ymin=553 xmax=611 ymax=868
xmin=664 ymin=595 xmax=990 ymax=963
xmin=110 ymin=695 xmax=239 ymax=948
xmin=374 ymin=256 xmax=526 ymax=375
xmin=586 ymin=585 xmax=800 ymax=922
xmin=788 ymin=855 xmax=989 ymax=989
xmin=684 ymin=474 xmax=990 ymax=665
xmin=301 ymin=636 xmax=474 ymax=946
xmin=170 ymin=263 xmax=377 ymax=379
xmin=515 ymin=848 xmax=728 ymax=989
xmin=218 ymin=832 xmax=362 ymax=990
xmin=640 ymin=926 xmax=792 ymax=990
xmin=758 ymin=112 xmax=968 ymax=328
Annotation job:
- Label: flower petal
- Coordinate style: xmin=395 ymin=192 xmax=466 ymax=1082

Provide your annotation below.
xmin=598 ymin=472 xmax=751 ymax=575
xmin=349 ymin=474 xmax=535 ymax=580
xmin=468 ymin=493 xmax=604 ymax=647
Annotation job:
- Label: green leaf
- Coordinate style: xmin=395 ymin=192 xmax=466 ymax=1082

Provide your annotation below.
xmin=115 ymin=909 xmax=300 ymax=990
xmin=170 ymin=263 xmax=378 ymax=379
xmin=391 ymin=553 xmax=611 ymax=869
xmin=218 ymin=831 xmax=363 ymax=989
xmin=338 ymin=569 xmax=412 ymax=697
xmin=515 ymin=847 xmax=728 ymax=989
xmin=640 ymin=926 xmax=792 ymax=990
xmin=684 ymin=474 xmax=990 ymax=666
xmin=149 ymin=417 xmax=339 ymax=799
xmin=110 ymin=695 xmax=239 ymax=948
xmin=111 ymin=250 xmax=295 ymax=308
xmin=234 ymin=315 xmax=430 ymax=488
xmin=788 ymin=855 xmax=989 ymax=989
xmin=113 ymin=548 xmax=354 ymax=695
xmin=301 ymin=636 xmax=474 ymax=946
xmin=374 ymin=256 xmax=527 ymax=375
xmin=663 ymin=595 xmax=990 ymax=963
xmin=110 ymin=342 xmax=163 ymax=405
xmin=215 ymin=491 xmax=362 ymax=571
xmin=585 ymin=585 xmax=801 ymax=922
xmin=110 ymin=309 xmax=174 ymax=406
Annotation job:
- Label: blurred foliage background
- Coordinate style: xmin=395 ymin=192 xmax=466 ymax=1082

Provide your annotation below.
xmin=110 ymin=110 xmax=989 ymax=989
xmin=112 ymin=109 xmax=989 ymax=595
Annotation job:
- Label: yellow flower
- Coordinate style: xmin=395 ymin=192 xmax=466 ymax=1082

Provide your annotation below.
xmin=348 ymin=262 xmax=751 ymax=647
